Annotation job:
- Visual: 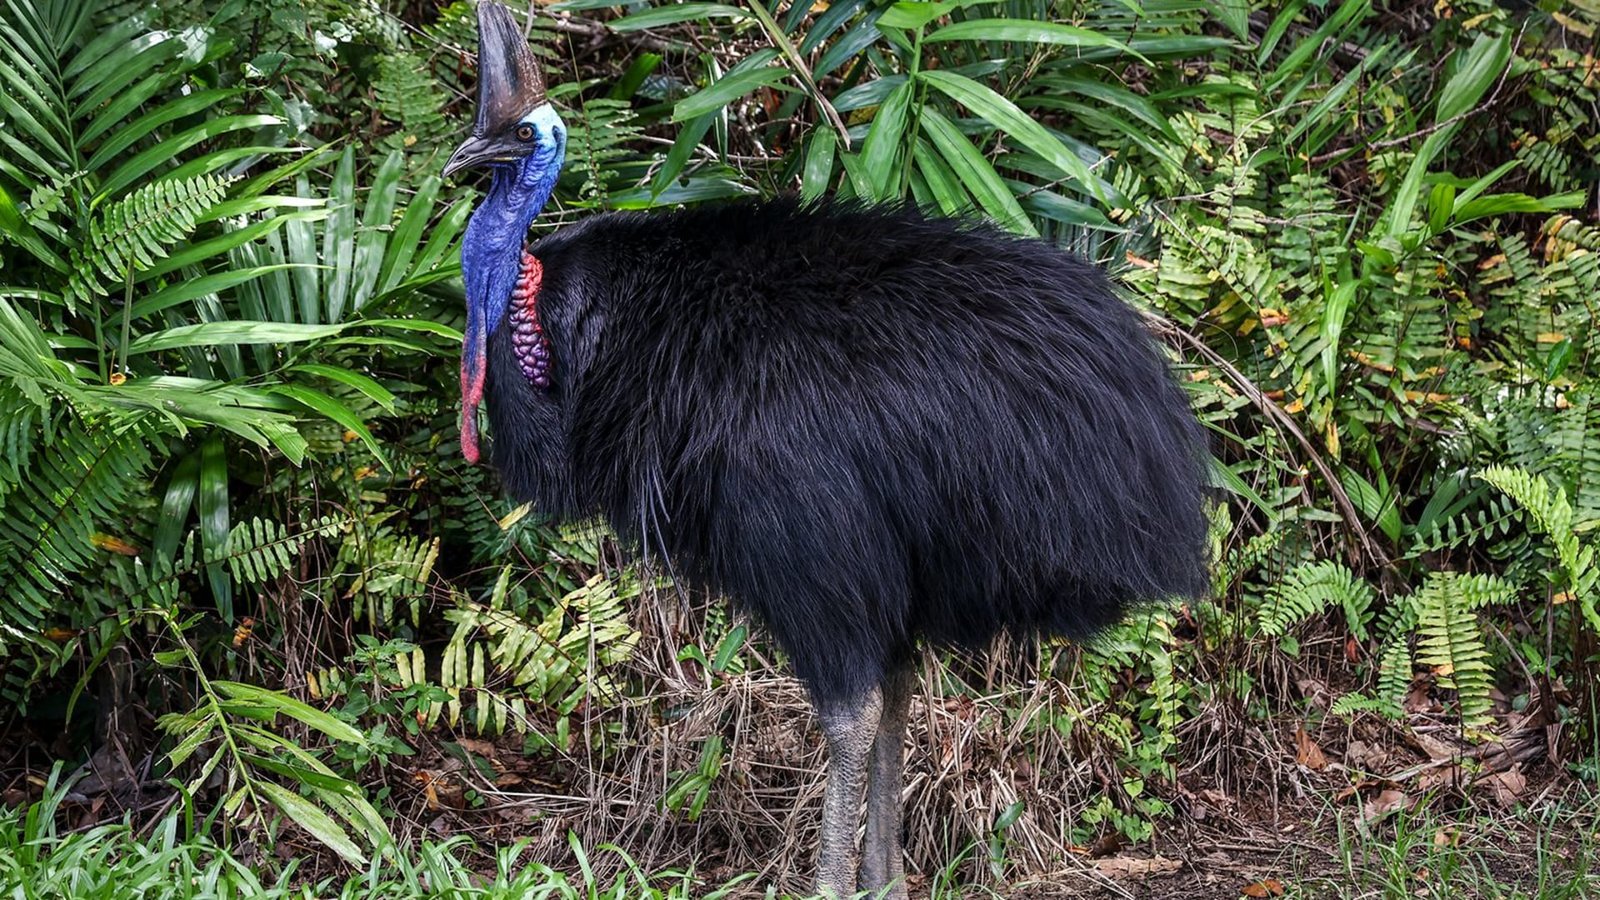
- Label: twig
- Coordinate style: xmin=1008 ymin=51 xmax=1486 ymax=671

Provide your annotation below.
xmin=1141 ymin=311 xmax=1395 ymax=574
xmin=1309 ymin=28 xmax=1524 ymax=165
xmin=741 ymin=0 xmax=851 ymax=147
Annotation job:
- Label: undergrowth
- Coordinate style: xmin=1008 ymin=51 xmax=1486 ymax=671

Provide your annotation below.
xmin=1 ymin=0 xmax=1598 ymax=891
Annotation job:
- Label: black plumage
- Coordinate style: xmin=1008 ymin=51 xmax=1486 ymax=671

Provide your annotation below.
xmin=449 ymin=7 xmax=1209 ymax=893
xmin=484 ymin=197 xmax=1209 ymax=708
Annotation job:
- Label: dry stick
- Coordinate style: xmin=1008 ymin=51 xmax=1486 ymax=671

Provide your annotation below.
xmin=742 ymin=0 xmax=852 ymax=147
xmin=1141 ymin=311 xmax=1393 ymax=574
xmin=1309 ymin=26 xmax=1524 ymax=165
xmin=544 ymin=15 xmax=675 ymax=54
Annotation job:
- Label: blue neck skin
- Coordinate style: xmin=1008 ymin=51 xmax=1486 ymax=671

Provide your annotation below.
xmin=458 ymin=105 xmax=565 ymax=463
xmin=461 ymin=124 xmax=565 ymax=339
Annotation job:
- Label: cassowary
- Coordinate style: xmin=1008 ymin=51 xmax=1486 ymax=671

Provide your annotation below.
xmin=443 ymin=3 xmax=1209 ymax=897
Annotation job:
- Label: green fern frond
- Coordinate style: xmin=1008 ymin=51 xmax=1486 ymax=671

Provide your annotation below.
xmin=0 ymin=417 xmax=155 ymax=646
xmin=373 ymin=52 xmax=452 ymax=155
xmin=428 ymin=568 xmax=641 ymax=735
xmin=207 ymin=516 xmax=340 ymax=587
xmin=1258 ymin=560 xmax=1375 ymax=639
xmin=1480 ymin=464 xmax=1598 ymax=632
xmin=1413 ymin=572 xmax=1515 ymax=727
xmin=564 ymin=99 xmax=643 ymax=204
xmin=1331 ymin=632 xmax=1414 ymax=721
xmin=63 ymin=175 xmax=231 ymax=309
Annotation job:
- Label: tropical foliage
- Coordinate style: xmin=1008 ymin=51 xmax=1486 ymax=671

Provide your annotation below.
xmin=1 ymin=0 xmax=1596 ymax=888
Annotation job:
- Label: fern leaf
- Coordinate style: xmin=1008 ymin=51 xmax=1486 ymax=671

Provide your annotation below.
xmin=1413 ymin=572 xmax=1512 ymax=727
xmin=1258 ymin=560 xmax=1374 ymax=638
xmin=64 ymin=174 xmax=230 ymax=309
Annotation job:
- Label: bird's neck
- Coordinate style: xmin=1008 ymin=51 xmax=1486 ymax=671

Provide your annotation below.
xmin=459 ymin=150 xmax=562 ymax=464
xmin=462 ymin=155 xmax=560 ymax=328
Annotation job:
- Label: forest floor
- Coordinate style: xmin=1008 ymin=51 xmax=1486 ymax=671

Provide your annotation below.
xmin=6 ymin=647 xmax=1595 ymax=898
xmin=2 ymin=734 xmax=1595 ymax=898
xmin=999 ymin=783 xmax=1599 ymax=899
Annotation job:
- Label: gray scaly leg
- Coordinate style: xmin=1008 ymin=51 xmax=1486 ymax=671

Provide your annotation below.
xmin=815 ymin=684 xmax=883 ymax=899
xmin=858 ymin=664 xmax=914 ymax=899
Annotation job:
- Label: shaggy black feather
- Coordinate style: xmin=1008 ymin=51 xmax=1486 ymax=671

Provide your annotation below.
xmin=484 ymin=197 xmax=1209 ymax=707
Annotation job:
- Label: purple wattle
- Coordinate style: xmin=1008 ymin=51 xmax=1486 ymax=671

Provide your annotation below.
xmin=506 ymin=250 xmax=551 ymax=388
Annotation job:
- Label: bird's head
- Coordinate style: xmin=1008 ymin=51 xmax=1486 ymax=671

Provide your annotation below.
xmin=443 ymin=1 xmax=565 ymax=184
xmin=447 ymin=1 xmax=567 ymax=464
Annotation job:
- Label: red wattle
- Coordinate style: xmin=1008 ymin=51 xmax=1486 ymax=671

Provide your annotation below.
xmin=461 ymin=352 xmax=485 ymax=464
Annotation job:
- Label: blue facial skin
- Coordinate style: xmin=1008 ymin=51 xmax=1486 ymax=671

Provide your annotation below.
xmin=461 ymin=103 xmax=567 ymax=394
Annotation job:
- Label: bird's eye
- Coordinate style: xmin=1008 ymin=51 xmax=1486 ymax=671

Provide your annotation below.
xmin=516 ymin=124 xmax=535 ymax=142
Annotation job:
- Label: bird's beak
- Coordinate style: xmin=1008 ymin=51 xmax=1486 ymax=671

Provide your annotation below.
xmin=443 ymin=136 xmax=499 ymax=178
xmin=445 ymin=1 xmax=547 ymax=179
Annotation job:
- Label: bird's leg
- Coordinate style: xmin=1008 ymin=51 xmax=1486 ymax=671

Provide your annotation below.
xmin=858 ymin=663 xmax=914 ymax=899
xmin=815 ymin=683 xmax=883 ymax=899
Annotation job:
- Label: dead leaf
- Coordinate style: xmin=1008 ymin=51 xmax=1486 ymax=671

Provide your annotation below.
xmin=1089 ymin=832 xmax=1125 ymax=858
xmin=457 ymin=737 xmax=500 ymax=759
xmin=1360 ymin=789 xmax=1411 ymax=825
xmin=1480 ymin=769 xmax=1526 ymax=808
xmin=1413 ymin=732 xmax=1459 ymax=762
xmin=1295 ymin=726 xmax=1328 ymax=770
xmin=90 ymin=533 xmax=141 ymax=556
xmin=1091 ymin=856 xmax=1182 ymax=877
xmin=1406 ymin=682 xmax=1436 ymax=714
xmin=1241 ymin=878 xmax=1285 ymax=897
xmin=1418 ymin=764 xmax=1463 ymax=793
xmin=1346 ymin=740 xmax=1392 ymax=772
xmin=1433 ymin=826 xmax=1460 ymax=848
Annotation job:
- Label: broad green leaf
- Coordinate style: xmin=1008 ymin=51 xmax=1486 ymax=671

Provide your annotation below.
xmin=1452 ymin=190 xmax=1584 ymax=226
xmin=1211 ymin=0 xmax=1251 ymax=40
xmin=911 ymin=137 xmax=972 ymax=218
xmin=673 ymin=54 xmax=793 ymax=122
xmin=610 ymin=3 xmax=749 ymax=31
xmin=859 ymin=79 xmax=915 ymax=201
xmin=919 ymin=107 xmax=1034 ymax=236
xmin=360 ymin=317 xmax=464 ymax=340
xmin=349 ymin=151 xmax=404 ymax=312
xmin=289 ymin=364 xmax=397 ymax=413
xmin=1319 ymin=279 xmax=1357 ymax=399
xmin=1031 ymin=75 xmax=1177 ymax=140
xmin=801 ymin=128 xmax=837 ymax=203
xmin=1209 ymin=456 xmax=1274 ymax=520
xmin=253 ymin=780 xmax=367 ymax=865
xmin=377 ymin=175 xmax=441 ymax=294
xmin=214 ymin=681 xmax=368 ymax=744
xmin=97 ymin=115 xmax=281 ymax=199
xmin=140 ymin=210 xmax=328 ymax=282
xmin=836 ymin=151 xmax=876 ymax=201
xmin=919 ymin=69 xmax=1106 ymax=203
xmin=1437 ymin=31 xmax=1512 ymax=121
xmin=324 ymin=146 xmax=357 ymax=322
xmin=129 ymin=321 xmax=344 ymax=354
xmin=154 ymin=448 xmax=199 ymax=563
xmin=240 ymin=752 xmax=360 ymax=794
xmin=129 ymin=266 xmax=300 ymax=320
xmin=925 ymin=19 xmax=1138 ymax=59
xmin=85 ymin=88 xmax=239 ymax=172
xmin=653 ymin=111 xmax=718 ymax=196
xmin=1385 ymin=31 xmax=1510 ymax=238
xmin=270 ymin=384 xmax=388 ymax=467
xmin=198 ymin=432 xmax=230 ymax=619
xmin=878 ymin=0 xmax=959 ymax=30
